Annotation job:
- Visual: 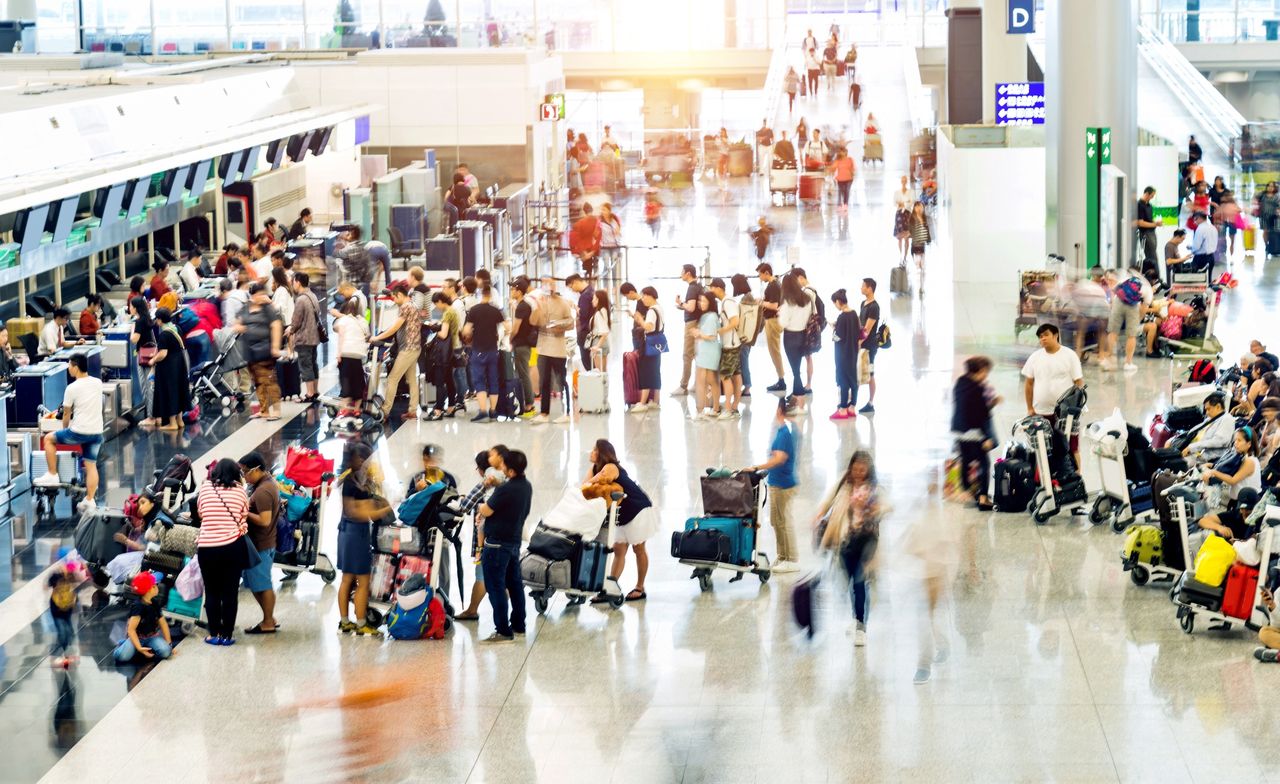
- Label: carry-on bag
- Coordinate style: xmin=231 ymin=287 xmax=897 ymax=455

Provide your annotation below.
xmin=575 ymin=540 xmax=608 ymax=592
xmin=276 ymin=357 xmax=301 ymax=398
xmin=671 ymin=528 xmax=732 ymax=563
xmin=520 ymin=552 xmax=572 ymax=591
xmin=528 ymin=526 xmax=582 ymax=562
xmin=622 ymin=350 xmax=641 ymax=406
xmin=1177 ymin=574 xmax=1225 ymax=611
xmin=1192 ymin=534 xmax=1235 ymax=587
xmin=682 ymin=516 xmax=754 ymax=565
xmin=791 ymin=569 xmax=822 ymax=638
xmin=376 ymin=523 xmax=425 ymax=556
xmin=578 ymin=370 xmax=609 ymax=413
xmin=371 ymin=552 xmax=398 ymax=603
xmin=993 ymin=459 xmax=1035 ymax=512
xmin=890 ymin=262 xmax=909 ymax=295
xmin=1122 ymin=524 xmax=1163 ymax=566
xmin=74 ymin=509 xmax=129 ymax=565
xmin=1221 ymin=563 xmax=1261 ymax=620
xmin=284 ymin=446 xmax=334 ymax=488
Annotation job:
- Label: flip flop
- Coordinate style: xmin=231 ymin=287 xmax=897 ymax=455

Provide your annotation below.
xmin=624 ymin=589 xmax=647 ymax=602
xmin=244 ymin=624 xmax=278 ymax=635
xmin=588 ymin=593 xmax=611 ymax=604
xmin=453 ymin=612 xmax=479 ymax=621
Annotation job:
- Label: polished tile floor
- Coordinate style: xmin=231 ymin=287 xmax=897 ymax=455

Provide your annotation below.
xmin=9 ymin=46 xmax=1280 ymax=784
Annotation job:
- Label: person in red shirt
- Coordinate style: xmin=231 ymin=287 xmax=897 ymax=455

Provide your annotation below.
xmin=79 ymin=294 xmax=103 ymax=336
xmin=829 ymin=147 xmax=857 ymax=213
xmin=214 ymin=243 xmax=238 ymax=275
xmin=569 ymin=202 xmax=602 ymax=277
xmin=149 ymin=260 xmax=171 ymax=301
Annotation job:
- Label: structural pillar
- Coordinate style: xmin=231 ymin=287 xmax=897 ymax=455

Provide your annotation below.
xmin=945 ymin=0 xmax=982 ymax=124
xmin=981 ymin=0 xmax=1028 ymax=124
xmin=1046 ymin=0 xmax=1137 ymax=271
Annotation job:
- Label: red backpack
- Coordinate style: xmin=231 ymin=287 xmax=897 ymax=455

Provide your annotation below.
xmin=1188 ymin=359 xmax=1217 ymax=385
xmin=425 ymin=595 xmax=448 ymax=640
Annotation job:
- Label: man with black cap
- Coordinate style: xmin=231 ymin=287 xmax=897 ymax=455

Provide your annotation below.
xmin=239 ymin=451 xmax=280 ymax=635
xmin=671 ymin=264 xmax=703 ymax=396
xmin=756 ymin=263 xmax=786 ymax=392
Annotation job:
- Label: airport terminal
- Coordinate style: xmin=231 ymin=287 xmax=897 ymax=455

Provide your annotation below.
xmin=0 ymin=1 xmax=1278 ymax=781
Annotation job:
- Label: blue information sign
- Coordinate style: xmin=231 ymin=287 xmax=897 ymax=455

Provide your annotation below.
xmin=1007 ymin=0 xmax=1035 ymax=34
xmin=995 ymin=82 xmax=1045 ymax=126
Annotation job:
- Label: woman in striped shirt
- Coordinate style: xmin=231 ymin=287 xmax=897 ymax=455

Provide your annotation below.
xmin=908 ymin=201 xmax=932 ymax=274
xmin=196 ymin=459 xmax=250 ymax=646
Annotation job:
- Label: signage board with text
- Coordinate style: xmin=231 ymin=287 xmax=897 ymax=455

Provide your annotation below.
xmin=995 ymin=82 xmax=1045 ymax=126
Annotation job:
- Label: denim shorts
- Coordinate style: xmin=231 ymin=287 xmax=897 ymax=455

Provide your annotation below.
xmin=53 ymin=429 xmax=102 ymax=462
xmin=241 ymin=548 xmax=276 ymax=592
xmin=472 ymin=350 xmax=500 ymax=395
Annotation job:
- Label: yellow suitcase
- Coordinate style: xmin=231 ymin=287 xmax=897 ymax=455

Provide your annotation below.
xmin=5 ymin=316 xmax=40 ymax=349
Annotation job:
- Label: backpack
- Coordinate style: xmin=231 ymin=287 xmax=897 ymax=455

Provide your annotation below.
xmin=802 ymin=289 xmax=823 ymax=355
xmin=386 ymin=574 xmax=433 ymax=640
xmin=425 ymin=595 xmax=448 ymax=640
xmin=1114 ymin=277 xmax=1143 ymax=306
xmin=398 ymin=481 xmax=445 ymax=527
xmin=1188 ymin=359 xmax=1216 ymax=384
xmin=876 ymin=323 xmax=892 ymax=349
xmin=737 ymin=298 xmax=763 ymax=346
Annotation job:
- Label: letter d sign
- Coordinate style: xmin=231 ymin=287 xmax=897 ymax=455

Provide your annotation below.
xmin=1007 ymin=0 xmax=1034 ymax=34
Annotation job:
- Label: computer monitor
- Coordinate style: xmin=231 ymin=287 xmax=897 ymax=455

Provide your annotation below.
xmin=163 ymin=165 xmax=190 ymax=205
xmin=186 ymin=159 xmax=212 ymax=198
xmin=124 ymin=178 xmax=149 ymax=220
xmin=218 ymin=150 xmax=244 ymax=186
xmin=46 ymin=196 xmax=79 ymax=243
xmin=308 ymin=126 xmax=333 ymax=156
xmin=287 ymin=130 xmax=315 ymax=163
xmin=265 ymin=139 xmax=286 ymax=170
xmin=92 ymin=183 xmax=127 ymax=228
xmin=15 ymin=203 xmax=50 ymax=254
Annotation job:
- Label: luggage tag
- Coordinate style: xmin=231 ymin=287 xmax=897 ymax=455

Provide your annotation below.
xmin=400 ymin=526 xmax=413 ymax=543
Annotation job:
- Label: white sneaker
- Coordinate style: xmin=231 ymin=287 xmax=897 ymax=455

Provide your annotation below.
xmin=771 ymin=560 xmax=799 ymax=574
xmin=1100 ymin=358 xmax=1116 ymax=371
xmin=77 ymin=498 xmax=96 ymax=513
xmin=669 ymin=388 xmax=689 ymax=397
xmin=33 ymin=472 xmax=61 ymax=487
xmin=1123 ymin=363 xmax=1139 ymax=372
xmin=688 ymin=411 xmax=702 ymax=421
xmin=854 ymin=629 xmax=867 ymax=647
xmin=553 ymin=414 xmax=571 ymax=424
xmin=629 ymin=403 xmax=649 ymax=413
xmin=530 ymin=414 xmax=550 ymax=425
xmin=717 ymin=409 xmax=736 ymax=421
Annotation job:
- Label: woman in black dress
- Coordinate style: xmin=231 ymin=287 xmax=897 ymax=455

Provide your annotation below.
xmin=147 ymin=307 xmax=191 ymax=431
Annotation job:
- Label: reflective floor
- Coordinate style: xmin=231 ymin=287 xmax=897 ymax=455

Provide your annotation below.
xmin=7 ymin=46 xmax=1280 ymax=784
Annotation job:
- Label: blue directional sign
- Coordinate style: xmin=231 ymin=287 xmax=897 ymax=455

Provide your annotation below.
xmin=995 ymin=81 xmax=1045 ymax=126
xmin=1007 ymin=0 xmax=1035 ymax=34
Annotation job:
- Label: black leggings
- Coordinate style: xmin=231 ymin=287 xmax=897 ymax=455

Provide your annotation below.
xmin=538 ymin=355 xmax=568 ymax=415
xmin=198 ymin=541 xmax=245 ymax=638
xmin=783 ymin=330 xmax=807 ymax=396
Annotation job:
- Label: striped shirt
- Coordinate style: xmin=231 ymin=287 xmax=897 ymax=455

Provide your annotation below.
xmin=196 ymin=484 xmax=249 ymax=548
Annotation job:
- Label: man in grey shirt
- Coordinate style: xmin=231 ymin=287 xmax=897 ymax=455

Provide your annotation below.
xmin=289 ymin=271 xmax=322 ymax=403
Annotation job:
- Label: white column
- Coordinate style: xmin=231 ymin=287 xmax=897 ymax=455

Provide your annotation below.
xmin=1046 ymin=0 xmax=1137 ymax=270
xmin=980 ymin=0 xmax=1027 ymax=124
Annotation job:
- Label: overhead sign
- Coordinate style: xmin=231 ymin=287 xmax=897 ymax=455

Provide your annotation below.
xmin=1007 ymin=0 xmax=1034 ymax=34
xmin=995 ymin=82 xmax=1045 ymax=126
xmin=540 ymin=92 xmax=565 ymax=121
xmin=1085 ymin=127 xmax=1112 ymax=268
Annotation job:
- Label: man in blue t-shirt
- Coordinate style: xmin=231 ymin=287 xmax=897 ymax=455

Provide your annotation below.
xmin=477 ymin=450 xmax=533 ymax=643
xmin=746 ymin=398 xmax=799 ymax=572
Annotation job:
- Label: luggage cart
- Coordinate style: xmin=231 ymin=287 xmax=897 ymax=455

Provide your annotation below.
xmin=365 ymin=483 xmax=463 ymax=629
xmin=321 ymin=338 xmax=389 ymax=437
xmin=1018 ymin=386 xmax=1089 ymax=523
xmin=1172 ymin=501 xmax=1279 ymax=635
xmin=528 ymin=492 xmax=626 ymax=614
xmin=769 ymin=163 xmax=798 ymax=206
xmin=1121 ymin=472 xmax=1199 ymax=588
xmin=1084 ymin=420 xmax=1157 ymax=533
xmin=862 ymin=132 xmax=883 ymax=164
xmin=1014 ymin=265 xmax=1063 ymax=339
xmin=1157 ymin=280 xmax=1224 ymax=360
xmin=275 ymin=474 xmax=338 ymax=584
xmin=676 ymin=469 xmax=772 ymax=592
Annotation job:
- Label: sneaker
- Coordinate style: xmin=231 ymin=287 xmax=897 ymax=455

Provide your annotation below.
xmin=1100 ymin=357 xmax=1116 ymax=371
xmin=854 ymin=629 xmax=867 ymax=647
xmin=512 ymin=628 xmax=526 ymax=636
xmin=830 ymin=410 xmax=848 ymax=421
xmin=858 ymin=403 xmax=875 ymax=414
xmin=800 ymin=386 xmax=813 ymax=396
xmin=337 ymin=619 xmax=356 ymax=634
xmin=717 ymin=409 xmax=736 ymax=420
xmin=354 ymin=624 xmax=383 ymax=638
xmin=688 ymin=410 xmax=702 ymax=422
xmin=771 ymin=560 xmax=799 ymax=574
xmin=530 ymin=414 xmax=550 ymax=425
xmin=77 ymin=498 xmax=97 ymax=512
xmin=1255 ymin=647 xmax=1280 ymax=663
xmin=766 ymin=380 xmax=787 ymax=393
xmin=481 ymin=632 xmax=515 ymax=644
xmin=471 ymin=412 xmax=490 ymax=423
xmin=1123 ymin=363 xmax=1139 ymax=372
xmin=629 ymin=403 xmax=649 ymax=413
xmin=33 ymin=472 xmax=61 ymax=487
xmin=913 ymin=667 xmax=932 ymax=684
xmin=669 ymin=387 xmax=689 ymax=397
xmin=521 ymin=409 xmax=537 ymax=419
xmin=553 ymin=414 xmax=571 ymax=424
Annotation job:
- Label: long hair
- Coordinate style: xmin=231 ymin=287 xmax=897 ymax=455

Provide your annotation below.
xmin=129 ymin=296 xmax=153 ymax=335
xmin=781 ymin=272 xmax=809 ymax=307
xmin=592 ymin=439 xmax=619 ymax=475
xmin=843 ymin=450 xmax=877 ymax=486
xmin=593 ymin=290 xmax=611 ymax=329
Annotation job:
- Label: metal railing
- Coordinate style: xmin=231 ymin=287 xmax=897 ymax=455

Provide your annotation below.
xmin=1137 ymin=23 xmax=1245 ymax=160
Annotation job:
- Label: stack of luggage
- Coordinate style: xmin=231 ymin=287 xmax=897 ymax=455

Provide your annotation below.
xmin=671 ymin=470 xmax=762 ymax=566
xmin=520 ymin=489 xmax=611 ymax=598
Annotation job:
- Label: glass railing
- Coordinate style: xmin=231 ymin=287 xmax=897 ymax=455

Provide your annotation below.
xmin=1140 ymin=9 xmax=1280 ymax=44
xmin=1137 ymin=23 xmax=1245 ymax=160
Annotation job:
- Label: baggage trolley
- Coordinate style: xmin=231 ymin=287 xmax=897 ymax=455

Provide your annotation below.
xmin=528 ymin=492 xmax=626 ymax=614
xmin=1156 ymin=280 xmax=1224 ymax=360
xmin=1121 ymin=471 xmax=1199 ymax=588
xmin=862 ymin=133 xmax=883 ymax=164
xmin=676 ymin=469 xmax=772 ymax=592
xmin=1172 ymin=501 xmax=1279 ymax=635
xmin=31 ymin=425 xmax=88 ymax=524
xmin=321 ymin=338 xmax=390 ymax=436
xmin=1084 ymin=420 xmax=1157 ymax=533
xmin=275 ymin=474 xmax=338 ymax=584
xmin=366 ymin=483 xmax=464 ymax=629
xmin=1018 ymin=385 xmax=1089 ymax=523
xmin=769 ymin=164 xmax=798 ymax=206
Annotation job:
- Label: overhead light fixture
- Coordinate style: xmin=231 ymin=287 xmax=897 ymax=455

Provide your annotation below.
xmin=1213 ymin=70 xmax=1249 ymax=83
xmin=676 ymin=78 xmax=706 ymax=92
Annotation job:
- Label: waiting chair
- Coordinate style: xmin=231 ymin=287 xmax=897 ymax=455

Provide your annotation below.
xmin=388 ymin=227 xmax=420 ymax=260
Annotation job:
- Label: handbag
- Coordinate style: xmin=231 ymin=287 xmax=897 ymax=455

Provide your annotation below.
xmin=644 ymin=331 xmax=669 ymax=357
xmin=176 ymin=557 xmax=204 ymax=601
xmin=284 ymin=446 xmax=334 ymax=488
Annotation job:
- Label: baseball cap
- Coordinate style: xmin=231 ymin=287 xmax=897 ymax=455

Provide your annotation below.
xmin=131 ymin=571 xmax=158 ymax=595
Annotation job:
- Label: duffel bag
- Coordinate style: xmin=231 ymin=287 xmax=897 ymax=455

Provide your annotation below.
xmin=528 ymin=525 xmax=581 ymax=562
xmin=700 ymin=473 xmax=755 ymax=517
xmin=673 ymin=528 xmax=732 ymax=562
xmin=519 ymin=552 xmax=571 ymax=591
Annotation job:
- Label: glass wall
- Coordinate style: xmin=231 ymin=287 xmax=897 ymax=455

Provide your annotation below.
xmin=1139 ymin=0 xmax=1280 ymax=43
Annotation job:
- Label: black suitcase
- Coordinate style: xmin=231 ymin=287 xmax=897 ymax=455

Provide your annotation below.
xmin=1164 ymin=405 xmax=1204 ymax=433
xmin=276 ymin=358 xmax=301 ymax=399
xmin=994 ymin=458 xmax=1035 ymax=512
xmin=528 ymin=526 xmax=581 ymax=562
xmin=1152 ymin=470 xmax=1188 ymax=571
xmin=1177 ymin=574 xmax=1225 ymax=612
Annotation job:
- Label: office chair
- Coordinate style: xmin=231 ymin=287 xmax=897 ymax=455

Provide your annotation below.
xmin=388 ymin=227 xmax=419 ymax=260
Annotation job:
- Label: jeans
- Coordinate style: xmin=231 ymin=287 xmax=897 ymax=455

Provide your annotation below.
xmin=452 ymin=363 xmax=470 ymax=399
xmin=837 ymin=179 xmax=852 ymax=205
xmin=835 ymin=350 xmax=858 ymax=408
xmin=783 ymin=330 xmax=806 ymax=396
xmin=113 ymin=635 xmax=172 ymax=663
xmin=740 ymin=344 xmax=753 ymax=389
xmin=841 ymin=535 xmax=875 ymax=624
xmin=481 ymin=542 xmax=525 ymax=636
xmin=433 ymin=353 xmax=460 ymax=412
xmin=512 ymin=346 xmax=535 ymax=410
xmin=472 ymin=349 xmax=499 ymax=396
xmin=537 ymin=354 xmax=568 ymax=416
xmin=198 ymin=541 xmax=245 ymax=639
xmin=51 ymin=616 xmax=75 ymax=656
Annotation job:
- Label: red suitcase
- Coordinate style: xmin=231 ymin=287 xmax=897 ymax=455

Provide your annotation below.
xmin=372 ymin=553 xmax=398 ymax=603
xmin=623 ymin=350 xmax=640 ymax=406
xmin=1148 ymin=414 xmax=1173 ymax=449
xmin=395 ymin=555 xmax=432 ymax=594
xmin=1221 ymin=563 xmax=1260 ymax=620
xmin=799 ymin=172 xmax=824 ymax=202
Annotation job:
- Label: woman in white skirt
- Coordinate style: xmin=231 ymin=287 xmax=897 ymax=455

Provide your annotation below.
xmin=585 ymin=439 xmax=659 ymax=603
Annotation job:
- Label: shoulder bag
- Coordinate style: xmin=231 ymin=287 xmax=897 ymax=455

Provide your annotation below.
xmin=211 ymin=487 xmax=259 ymax=568
xmin=643 ymin=308 xmax=669 ymax=357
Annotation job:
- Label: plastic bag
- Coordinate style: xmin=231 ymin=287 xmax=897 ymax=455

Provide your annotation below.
xmin=1192 ymin=534 xmax=1236 ymax=587
xmin=540 ymin=489 xmax=608 ymax=539
xmin=176 ymin=557 xmax=204 ymax=601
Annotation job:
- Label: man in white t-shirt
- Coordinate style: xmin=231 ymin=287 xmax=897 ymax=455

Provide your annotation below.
xmin=1022 ymin=323 xmax=1084 ymax=417
xmin=34 ymin=353 xmax=104 ymax=510
xmin=39 ymin=308 xmax=81 ymax=358
xmin=709 ymin=278 xmax=742 ymax=418
xmin=178 ymin=249 xmax=203 ymax=293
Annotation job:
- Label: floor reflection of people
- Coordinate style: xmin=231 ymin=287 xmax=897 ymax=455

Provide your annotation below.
xmin=51 ymin=667 xmax=83 ymax=751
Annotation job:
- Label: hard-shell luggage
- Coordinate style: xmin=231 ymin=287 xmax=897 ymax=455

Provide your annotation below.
xmin=1177 ymin=574 xmax=1224 ymax=611
xmin=520 ymin=552 xmax=572 ymax=591
xmin=622 ymin=350 xmax=640 ymax=406
xmin=1149 ymin=416 xmax=1173 ymax=449
xmin=372 ymin=552 xmax=398 ymax=603
xmin=1164 ymin=405 xmax=1204 ymax=433
xmin=791 ymin=569 xmax=822 ymax=638
xmin=682 ymin=516 xmax=755 ymax=566
xmin=1122 ymin=524 xmax=1163 ymax=566
xmin=395 ymin=554 xmax=432 ymax=593
xmin=578 ymin=370 xmax=609 ymax=413
xmin=890 ymin=263 xmax=909 ymax=295
xmin=1244 ymin=227 xmax=1257 ymax=251
xmin=700 ymin=474 xmax=756 ymax=517
xmin=671 ymin=528 xmax=732 ymax=563
xmin=141 ymin=549 xmax=184 ymax=575
xmin=276 ymin=357 xmax=301 ymax=398
xmin=375 ymin=523 xmax=425 ymax=556
xmin=1128 ymin=481 xmax=1155 ymax=514
xmin=575 ymin=541 xmax=608 ymax=592
xmin=1221 ymin=563 xmax=1260 ymax=620
xmin=1152 ymin=470 xmax=1188 ymax=570
xmin=993 ymin=459 xmax=1035 ymax=512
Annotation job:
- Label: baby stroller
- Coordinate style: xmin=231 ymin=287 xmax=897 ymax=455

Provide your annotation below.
xmin=521 ymin=488 xmax=626 ymax=614
xmin=367 ymin=480 xmax=464 ymax=629
xmin=1172 ymin=498 xmax=1278 ymax=635
xmin=671 ymin=468 xmax=772 ymax=592
xmin=192 ymin=330 xmax=247 ymax=415
xmin=1016 ymin=385 xmax=1089 ymax=524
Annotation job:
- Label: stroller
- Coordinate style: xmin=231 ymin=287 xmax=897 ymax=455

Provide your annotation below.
xmin=192 ymin=330 xmax=247 ymax=415
xmin=367 ymin=480 xmax=464 ymax=630
xmin=1016 ymin=385 xmax=1089 ymax=524
xmin=521 ymin=488 xmax=626 ymax=614
xmin=671 ymin=469 xmax=772 ymax=592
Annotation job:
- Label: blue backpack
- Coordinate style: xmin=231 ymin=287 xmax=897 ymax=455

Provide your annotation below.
xmin=386 ymin=574 xmax=434 ymax=640
xmin=1115 ymin=277 xmax=1143 ymax=306
xmin=397 ymin=481 xmax=445 ymax=525
xmin=172 ymin=306 xmax=200 ymax=334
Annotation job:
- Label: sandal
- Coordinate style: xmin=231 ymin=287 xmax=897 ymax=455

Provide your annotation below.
xmin=624 ymin=589 xmax=647 ymax=602
xmin=425 ymin=410 xmax=444 ymax=422
xmin=453 ymin=611 xmax=480 ymax=621
xmin=588 ymin=593 xmax=611 ymax=604
xmin=244 ymin=623 xmax=278 ymax=635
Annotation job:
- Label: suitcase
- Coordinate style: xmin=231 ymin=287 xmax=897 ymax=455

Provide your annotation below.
xmin=890 ymin=263 xmax=909 ymax=295
xmin=1152 ymin=470 xmax=1188 ymax=571
xmin=682 ymin=516 xmax=755 ymax=565
xmin=1163 ymin=405 xmax=1204 ymax=433
xmin=74 ymin=508 xmax=129 ymax=565
xmin=1244 ymin=227 xmax=1256 ymax=251
xmin=372 ymin=552 xmax=398 ymax=603
xmin=1172 ymin=384 xmax=1216 ymax=410
xmin=1177 ymin=573 xmax=1224 ymax=612
xmin=141 ymin=549 xmax=185 ymax=575
xmin=1149 ymin=417 xmax=1173 ymax=449
xmin=578 ymin=370 xmax=609 ymax=413
xmin=520 ymin=551 xmax=572 ymax=591
xmin=791 ymin=570 xmax=822 ymax=638
xmin=375 ymin=523 xmax=425 ymax=556
xmin=575 ymin=541 xmax=608 ymax=592
xmin=1127 ymin=481 xmax=1155 ymax=514
xmin=1122 ymin=524 xmax=1163 ymax=566
xmin=276 ymin=357 xmax=301 ymax=399
xmin=622 ymin=350 xmax=640 ymax=406
xmin=5 ymin=316 xmax=41 ymax=350
xmin=1221 ymin=563 xmax=1260 ymax=620
xmin=993 ymin=458 xmax=1035 ymax=512
xmin=671 ymin=528 xmax=732 ymax=563
xmin=395 ymin=554 xmax=432 ymax=594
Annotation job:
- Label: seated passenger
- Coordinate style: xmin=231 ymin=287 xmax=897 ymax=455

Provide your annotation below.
xmin=1198 ymin=426 xmax=1261 ymax=511
xmin=112 ymin=572 xmax=173 ymax=664
xmin=1181 ymin=392 xmax=1234 ymax=464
